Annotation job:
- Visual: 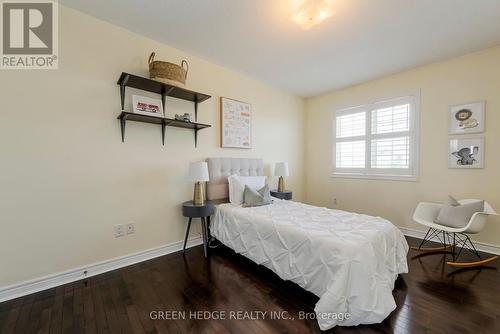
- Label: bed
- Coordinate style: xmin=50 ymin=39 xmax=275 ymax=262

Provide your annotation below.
xmin=206 ymin=158 xmax=409 ymax=330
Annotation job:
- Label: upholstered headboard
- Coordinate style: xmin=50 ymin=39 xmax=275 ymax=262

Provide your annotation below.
xmin=206 ymin=158 xmax=264 ymax=200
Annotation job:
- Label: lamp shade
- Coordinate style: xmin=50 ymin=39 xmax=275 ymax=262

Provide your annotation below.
xmin=274 ymin=162 xmax=289 ymax=177
xmin=188 ymin=162 xmax=209 ymax=182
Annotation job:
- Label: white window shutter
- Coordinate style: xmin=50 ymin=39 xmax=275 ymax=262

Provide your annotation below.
xmin=371 ymin=136 xmax=410 ymax=169
xmin=332 ymin=94 xmax=419 ymax=180
xmin=371 ymin=102 xmax=410 ymax=135
xmin=336 ymin=141 xmax=365 ymax=168
xmin=336 ymin=111 xmax=366 ymax=138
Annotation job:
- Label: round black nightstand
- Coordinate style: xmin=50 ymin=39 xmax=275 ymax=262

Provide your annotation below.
xmin=270 ymin=190 xmax=292 ymax=200
xmin=182 ymin=201 xmax=215 ymax=257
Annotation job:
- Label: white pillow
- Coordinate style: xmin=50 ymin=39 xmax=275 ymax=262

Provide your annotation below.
xmin=228 ymin=175 xmax=243 ymax=204
xmin=239 ymin=176 xmax=266 ymax=190
xmin=228 ymin=175 xmax=266 ymax=205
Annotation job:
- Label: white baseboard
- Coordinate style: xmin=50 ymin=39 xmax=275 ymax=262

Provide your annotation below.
xmin=0 ymin=237 xmax=203 ymax=303
xmin=399 ymin=226 xmax=500 ymax=255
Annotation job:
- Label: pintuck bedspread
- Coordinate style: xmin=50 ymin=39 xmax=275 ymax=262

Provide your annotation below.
xmin=211 ymin=200 xmax=409 ymax=330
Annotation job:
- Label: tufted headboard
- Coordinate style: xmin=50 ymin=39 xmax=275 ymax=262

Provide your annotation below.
xmin=206 ymin=158 xmax=264 ymax=200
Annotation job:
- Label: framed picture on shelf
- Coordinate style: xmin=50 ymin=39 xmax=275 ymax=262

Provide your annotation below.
xmin=220 ymin=97 xmax=252 ymax=149
xmin=132 ymin=95 xmax=164 ymax=117
xmin=449 ymin=101 xmax=485 ymax=135
xmin=448 ymin=137 xmax=484 ymax=169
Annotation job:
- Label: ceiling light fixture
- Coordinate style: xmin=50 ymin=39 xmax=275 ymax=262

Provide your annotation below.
xmin=291 ymin=0 xmax=335 ymax=30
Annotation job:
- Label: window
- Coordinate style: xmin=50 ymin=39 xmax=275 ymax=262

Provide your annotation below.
xmin=332 ymin=94 xmax=419 ymax=180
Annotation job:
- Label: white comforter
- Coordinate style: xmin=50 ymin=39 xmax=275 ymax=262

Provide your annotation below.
xmin=211 ymin=200 xmax=408 ymax=330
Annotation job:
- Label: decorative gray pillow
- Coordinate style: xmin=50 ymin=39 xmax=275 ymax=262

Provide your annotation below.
xmin=435 ymin=198 xmax=484 ymax=228
xmin=242 ymin=184 xmax=272 ymax=207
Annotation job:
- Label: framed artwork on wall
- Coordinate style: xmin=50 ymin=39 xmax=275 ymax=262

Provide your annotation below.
xmin=448 ymin=137 xmax=484 ymax=169
xmin=132 ymin=95 xmax=164 ymax=118
xmin=449 ymin=101 xmax=485 ymax=135
xmin=220 ymin=97 xmax=252 ymax=149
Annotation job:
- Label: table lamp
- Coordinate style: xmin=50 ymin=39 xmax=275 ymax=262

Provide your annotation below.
xmin=274 ymin=162 xmax=289 ymax=192
xmin=189 ymin=161 xmax=209 ymax=205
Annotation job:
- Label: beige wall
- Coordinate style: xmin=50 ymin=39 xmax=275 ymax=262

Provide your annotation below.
xmin=0 ymin=6 xmax=305 ymax=287
xmin=305 ymin=46 xmax=500 ymax=245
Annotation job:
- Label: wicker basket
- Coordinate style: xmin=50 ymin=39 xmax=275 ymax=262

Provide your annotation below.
xmin=148 ymin=52 xmax=188 ymax=87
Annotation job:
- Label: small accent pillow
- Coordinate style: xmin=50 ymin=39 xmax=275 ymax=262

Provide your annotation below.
xmin=242 ymin=184 xmax=272 ymax=207
xmin=445 ymin=195 xmax=460 ymax=206
xmin=435 ymin=196 xmax=484 ymax=228
xmin=228 ymin=175 xmax=266 ymax=205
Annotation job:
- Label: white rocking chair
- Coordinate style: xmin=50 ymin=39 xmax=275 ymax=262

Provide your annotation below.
xmin=412 ymin=199 xmax=498 ymax=267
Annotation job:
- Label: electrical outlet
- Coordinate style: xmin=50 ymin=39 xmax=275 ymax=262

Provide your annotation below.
xmin=114 ymin=224 xmax=125 ymax=238
xmin=126 ymin=223 xmax=135 ymax=235
xmin=333 ymin=198 xmax=338 ymax=205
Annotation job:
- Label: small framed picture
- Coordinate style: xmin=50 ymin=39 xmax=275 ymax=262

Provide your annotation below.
xmin=220 ymin=97 xmax=252 ymax=149
xmin=132 ymin=95 xmax=164 ymax=117
xmin=448 ymin=137 xmax=484 ymax=169
xmin=449 ymin=101 xmax=485 ymax=135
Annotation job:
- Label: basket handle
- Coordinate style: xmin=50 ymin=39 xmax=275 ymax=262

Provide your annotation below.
xmin=148 ymin=52 xmax=156 ymax=66
xmin=181 ymin=60 xmax=189 ymax=77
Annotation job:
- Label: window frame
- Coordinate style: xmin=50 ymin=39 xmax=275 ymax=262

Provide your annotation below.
xmin=331 ymin=91 xmax=420 ymax=181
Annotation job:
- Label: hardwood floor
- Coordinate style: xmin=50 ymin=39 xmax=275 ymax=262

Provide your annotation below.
xmin=1 ymin=236 xmax=500 ymax=333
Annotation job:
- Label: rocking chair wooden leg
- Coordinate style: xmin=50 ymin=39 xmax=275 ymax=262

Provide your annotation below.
xmin=447 ymin=256 xmax=499 ymax=268
xmin=411 ymin=244 xmax=455 ymax=252
xmin=446 ymin=233 xmax=499 ymax=267
xmin=411 ymin=228 xmax=454 ymax=252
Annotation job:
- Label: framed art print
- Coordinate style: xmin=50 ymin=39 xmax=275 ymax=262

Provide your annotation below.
xmin=132 ymin=95 xmax=164 ymax=118
xmin=220 ymin=97 xmax=252 ymax=149
xmin=448 ymin=137 xmax=484 ymax=169
xmin=449 ymin=101 xmax=485 ymax=135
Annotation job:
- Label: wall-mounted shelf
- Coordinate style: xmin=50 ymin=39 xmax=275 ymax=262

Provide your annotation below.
xmin=117 ymin=112 xmax=210 ymax=146
xmin=117 ymin=72 xmax=212 ymax=147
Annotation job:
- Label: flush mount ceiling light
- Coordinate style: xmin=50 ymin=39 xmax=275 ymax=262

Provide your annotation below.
xmin=291 ymin=0 xmax=335 ymax=30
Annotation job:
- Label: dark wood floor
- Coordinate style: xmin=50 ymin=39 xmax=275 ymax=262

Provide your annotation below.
xmin=1 ymin=236 xmax=500 ymax=333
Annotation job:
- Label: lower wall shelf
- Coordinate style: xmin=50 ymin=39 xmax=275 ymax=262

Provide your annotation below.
xmin=117 ymin=112 xmax=211 ymax=147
